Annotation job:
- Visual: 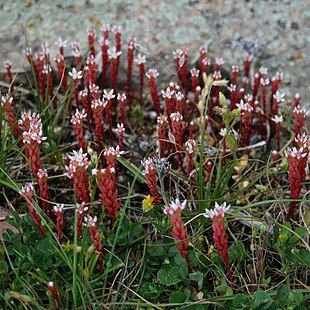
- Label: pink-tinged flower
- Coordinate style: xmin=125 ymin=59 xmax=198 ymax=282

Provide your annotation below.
xmin=201 ymin=57 xmax=210 ymax=74
xmin=184 ymin=139 xmax=196 ymax=175
xmin=87 ymin=28 xmax=96 ymax=56
xmin=91 ymin=99 xmax=107 ymax=147
xmin=126 ymin=37 xmax=137 ymax=91
xmin=55 ymin=37 xmax=67 ymax=50
xmin=37 ymin=168 xmax=50 ymax=214
xmin=20 ymin=183 xmax=45 ymax=237
xmin=47 ymin=282 xmax=60 ymax=310
xmin=146 ymin=69 xmax=161 ymax=114
xmin=214 ymin=57 xmax=225 ymax=71
xmin=100 ymin=23 xmax=111 ymax=39
xmin=71 ymin=109 xmax=87 ymax=152
xmin=108 ymin=46 xmax=122 ymax=91
xmin=71 ymin=109 xmax=87 ymax=125
xmin=69 ymin=67 xmax=83 ymax=80
xmin=243 ymin=53 xmax=253 ymax=79
xmin=135 ymin=53 xmax=146 ymax=65
xmin=103 ymin=89 xmax=116 ymax=136
xmin=86 ymin=215 xmax=104 ymax=271
xmin=271 ymin=114 xmax=283 ymax=150
xmin=65 ymin=148 xmax=91 ymax=205
xmin=190 ymin=68 xmax=200 ymax=92
xmin=284 ymin=146 xmax=309 ymax=220
xmin=93 ymin=167 xmax=121 ymax=222
xmin=21 ymin=113 xmax=46 ymax=180
xmin=170 ymin=112 xmax=185 ymax=155
xmin=115 ymin=123 xmax=125 ymax=150
xmin=204 ymin=202 xmax=233 ymax=285
xmin=76 ymin=202 xmax=89 ymax=237
xmin=1 ymin=94 xmax=22 ymax=145
xmin=117 ymin=93 xmax=127 ymax=124
xmin=175 ymin=91 xmax=184 ymax=114
xmin=294 ymin=93 xmax=301 ymax=107
xmin=71 ymin=41 xmax=82 ymax=67
xmin=157 ymin=114 xmax=168 ymax=157
xmin=173 ymin=48 xmax=188 ymax=90
xmin=295 ymin=133 xmax=310 ymax=148
xmin=104 ymin=145 xmax=124 ymax=167
xmin=53 ymin=204 xmax=64 ymax=241
xmin=4 ymin=60 xmax=13 ymax=83
xmin=143 ymin=158 xmax=161 ymax=204
xmin=162 ymin=87 xmax=175 ymax=119
xmin=135 ymin=54 xmax=146 ymax=101
xmin=293 ymin=105 xmax=308 ymax=136
xmin=231 ymin=65 xmax=239 ymax=84
xmin=164 ymin=199 xmax=190 ymax=264
xmin=108 ymin=46 xmax=122 ymax=60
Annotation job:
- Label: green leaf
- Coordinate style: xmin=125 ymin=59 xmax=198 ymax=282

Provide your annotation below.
xmin=138 ymin=283 xmax=160 ymax=300
xmin=169 ymin=291 xmax=188 ymax=303
xmin=189 ymin=271 xmax=204 ymax=290
xmin=253 ymin=290 xmax=273 ymax=310
xmin=287 ymin=291 xmax=304 ymax=308
xmin=232 ymin=294 xmax=251 ymax=309
xmin=276 ymin=284 xmax=289 ymax=303
xmin=229 ymin=240 xmax=246 ymax=262
xmin=157 ymin=267 xmax=181 ymax=286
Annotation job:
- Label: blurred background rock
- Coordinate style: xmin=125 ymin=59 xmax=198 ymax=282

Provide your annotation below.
xmin=1 ymin=0 xmax=309 ymax=118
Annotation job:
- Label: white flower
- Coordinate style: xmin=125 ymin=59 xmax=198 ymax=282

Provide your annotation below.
xmin=69 ymin=67 xmax=83 ymax=80
xmin=146 ymin=68 xmax=159 ymax=79
xmin=170 ymin=112 xmax=183 ymax=122
xmin=135 ymin=53 xmax=146 ymax=65
xmin=271 ymin=114 xmax=283 ymax=123
xmin=108 ymin=46 xmax=122 ymax=59
xmin=103 ymin=89 xmax=115 ymax=101
xmin=115 ymin=123 xmax=125 ymax=134
xmin=53 ymin=204 xmax=64 ymax=213
xmin=273 ymin=91 xmax=285 ymax=103
xmin=219 ymin=128 xmax=227 ymax=137
xmin=55 ymin=37 xmax=67 ymax=48
xmin=204 ymin=202 xmax=230 ymax=219
xmin=161 ymin=87 xmax=174 ymax=99
xmin=163 ymin=198 xmax=186 ymax=216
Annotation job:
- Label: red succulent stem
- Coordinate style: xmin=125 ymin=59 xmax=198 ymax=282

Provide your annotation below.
xmin=157 ymin=115 xmax=168 ymax=158
xmin=95 ymin=167 xmax=121 ymax=222
xmin=91 ymin=100 xmax=105 ymax=148
xmin=65 ymin=149 xmax=91 ymax=205
xmin=71 ymin=109 xmax=88 ymax=153
xmin=143 ymin=158 xmax=161 ymax=204
xmin=146 ymin=69 xmax=161 ymax=115
xmin=100 ymin=38 xmax=109 ymax=88
xmin=204 ymin=203 xmax=234 ymax=286
xmin=87 ymin=216 xmax=104 ymax=272
xmin=4 ymin=61 xmax=13 ymax=84
xmin=243 ymin=54 xmax=253 ymax=80
xmin=138 ymin=62 xmax=145 ymax=102
xmin=1 ymin=95 xmax=22 ymax=145
xmin=21 ymin=184 xmax=46 ymax=237
xmin=53 ymin=204 xmax=64 ymax=241
xmin=110 ymin=58 xmax=118 ymax=92
xmin=37 ymin=168 xmax=51 ymax=215
xmin=118 ymin=93 xmax=127 ymax=125
xmin=285 ymin=146 xmax=309 ymax=220
xmin=47 ymin=282 xmax=60 ymax=310
xmin=87 ymin=28 xmax=96 ymax=57
xmin=164 ymin=199 xmax=190 ymax=266
xmin=126 ymin=37 xmax=136 ymax=92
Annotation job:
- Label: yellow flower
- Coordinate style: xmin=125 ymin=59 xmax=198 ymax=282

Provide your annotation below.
xmin=62 ymin=240 xmax=72 ymax=251
xmin=142 ymin=195 xmax=154 ymax=212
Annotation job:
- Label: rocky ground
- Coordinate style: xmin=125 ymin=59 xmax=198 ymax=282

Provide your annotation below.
xmin=0 ymin=0 xmax=309 ymax=122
